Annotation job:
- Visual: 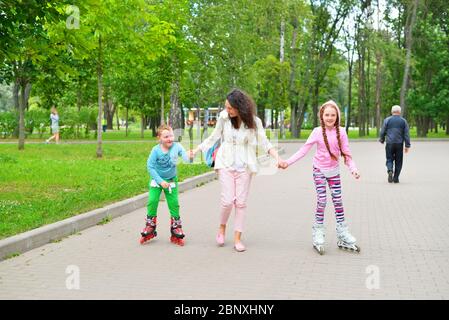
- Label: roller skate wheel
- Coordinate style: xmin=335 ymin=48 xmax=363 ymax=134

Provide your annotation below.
xmin=337 ymin=242 xmax=360 ymax=253
xmin=140 ymin=234 xmax=155 ymax=245
xmin=313 ymin=245 xmax=324 ymax=255
xmin=170 ymin=236 xmax=185 ymax=246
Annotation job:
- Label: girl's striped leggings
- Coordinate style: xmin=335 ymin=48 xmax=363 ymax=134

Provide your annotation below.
xmin=312 ymin=166 xmax=345 ymax=224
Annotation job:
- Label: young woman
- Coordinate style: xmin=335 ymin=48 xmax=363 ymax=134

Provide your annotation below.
xmin=190 ymin=89 xmax=281 ymax=252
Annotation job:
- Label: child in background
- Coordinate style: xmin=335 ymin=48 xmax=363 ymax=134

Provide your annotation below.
xmin=45 ymin=106 xmax=60 ymax=144
xmin=279 ymin=100 xmax=361 ymax=255
xmin=140 ymin=124 xmax=190 ymax=246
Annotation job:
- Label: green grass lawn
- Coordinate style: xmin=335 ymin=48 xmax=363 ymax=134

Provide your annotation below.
xmin=2 ymin=126 xmax=447 ymax=143
xmin=1 ymin=129 xmax=158 ymax=141
xmin=0 ymin=143 xmax=211 ymax=239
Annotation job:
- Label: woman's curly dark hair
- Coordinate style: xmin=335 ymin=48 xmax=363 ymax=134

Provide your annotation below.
xmin=226 ymin=88 xmax=256 ymax=130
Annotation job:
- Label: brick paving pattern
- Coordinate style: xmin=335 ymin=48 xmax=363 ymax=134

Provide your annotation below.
xmin=0 ymin=141 xmax=448 ymax=299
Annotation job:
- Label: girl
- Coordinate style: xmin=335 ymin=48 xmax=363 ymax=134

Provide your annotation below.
xmin=189 ymin=89 xmax=281 ymax=252
xmin=279 ymin=100 xmax=361 ymax=255
xmin=45 ymin=106 xmax=60 ymax=144
xmin=140 ymin=124 xmax=190 ymax=246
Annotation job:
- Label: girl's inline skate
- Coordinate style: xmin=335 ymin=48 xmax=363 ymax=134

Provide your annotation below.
xmin=312 ymin=223 xmax=325 ymax=255
xmin=336 ymin=222 xmax=360 ymax=253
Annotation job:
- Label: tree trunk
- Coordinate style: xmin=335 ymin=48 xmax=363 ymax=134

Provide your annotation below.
xmin=288 ymin=17 xmax=299 ymax=138
xmin=400 ymin=0 xmax=419 ymax=118
xmin=346 ymin=63 xmax=353 ymax=133
xmin=106 ymin=99 xmax=115 ymax=130
xmin=188 ymin=121 xmax=194 ymax=149
xmin=18 ymin=82 xmax=26 ymax=150
xmin=357 ymin=31 xmax=367 ymax=137
xmin=297 ymin=100 xmax=308 ymax=138
xmin=12 ymin=82 xmax=19 ymax=138
xmin=125 ymin=106 xmax=129 ymax=137
xmin=258 ymin=105 xmax=266 ymax=128
xmin=375 ymin=48 xmax=382 ymax=136
xmin=151 ymin=114 xmax=157 ymax=137
xmin=24 ymin=83 xmax=32 ymax=111
xmin=279 ymin=19 xmax=285 ymax=139
xmin=169 ymin=77 xmax=182 ymax=138
xmin=280 ymin=20 xmax=285 ymax=62
xmin=160 ymin=90 xmax=165 ymax=125
xmin=312 ymin=83 xmax=320 ymax=129
xmin=291 ymin=103 xmax=298 ymax=138
xmin=446 ymin=115 xmax=449 ymax=135
xmin=366 ymin=32 xmax=371 ymax=137
xmin=375 ymin=1 xmax=382 ymax=136
xmin=96 ymin=35 xmax=103 ymax=158
xmin=140 ymin=112 xmax=145 ymax=138
xmin=280 ymin=111 xmax=285 ymax=139
xmin=202 ymin=108 xmax=209 ymax=140
xmin=416 ymin=115 xmax=430 ymax=137
xmin=274 ymin=110 xmax=279 ymax=129
xmin=196 ymin=104 xmax=201 ymax=140
xmin=116 ymin=104 xmax=120 ymax=130
xmin=181 ymin=103 xmax=185 ymax=130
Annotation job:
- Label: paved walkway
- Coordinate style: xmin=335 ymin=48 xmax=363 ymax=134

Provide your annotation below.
xmin=1 ymin=142 xmax=448 ymax=299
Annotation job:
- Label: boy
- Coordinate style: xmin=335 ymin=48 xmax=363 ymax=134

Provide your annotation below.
xmin=140 ymin=124 xmax=190 ymax=246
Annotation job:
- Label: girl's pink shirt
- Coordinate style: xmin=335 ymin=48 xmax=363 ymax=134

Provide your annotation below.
xmin=286 ymin=126 xmax=357 ymax=173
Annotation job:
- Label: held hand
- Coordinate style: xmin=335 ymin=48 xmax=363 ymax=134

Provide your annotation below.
xmin=189 ymin=147 xmax=200 ymax=159
xmin=352 ymin=171 xmax=361 ymax=180
xmin=278 ymin=160 xmax=289 ymax=169
xmin=188 ymin=149 xmax=196 ymax=159
xmin=160 ymin=181 xmax=170 ymax=189
xmin=404 ymin=147 xmax=410 ymax=154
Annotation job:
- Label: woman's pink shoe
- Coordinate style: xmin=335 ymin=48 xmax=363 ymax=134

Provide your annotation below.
xmin=216 ymin=233 xmax=225 ymax=246
xmin=234 ymin=242 xmax=246 ymax=252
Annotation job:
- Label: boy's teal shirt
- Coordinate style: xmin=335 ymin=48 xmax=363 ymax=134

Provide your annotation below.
xmin=147 ymin=142 xmax=189 ymax=185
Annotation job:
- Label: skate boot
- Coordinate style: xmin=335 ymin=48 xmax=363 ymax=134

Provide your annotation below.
xmin=140 ymin=216 xmax=157 ymax=244
xmin=336 ymin=221 xmax=360 ymax=253
xmin=312 ymin=223 xmax=325 ymax=255
xmin=170 ymin=217 xmax=185 ymax=246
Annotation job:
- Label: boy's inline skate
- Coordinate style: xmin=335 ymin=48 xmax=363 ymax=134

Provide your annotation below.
xmin=336 ymin=222 xmax=360 ymax=253
xmin=170 ymin=217 xmax=185 ymax=246
xmin=140 ymin=217 xmax=157 ymax=244
xmin=312 ymin=223 xmax=325 ymax=255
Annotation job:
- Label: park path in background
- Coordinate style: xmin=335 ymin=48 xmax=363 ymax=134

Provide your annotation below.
xmin=0 ymin=142 xmax=448 ymax=299
xmin=0 ymin=140 xmax=150 ymax=144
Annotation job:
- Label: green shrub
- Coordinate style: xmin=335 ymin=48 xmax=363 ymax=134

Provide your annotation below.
xmin=0 ymin=111 xmax=17 ymax=138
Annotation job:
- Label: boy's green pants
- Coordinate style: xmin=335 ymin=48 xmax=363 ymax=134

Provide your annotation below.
xmin=147 ymin=176 xmax=180 ymax=219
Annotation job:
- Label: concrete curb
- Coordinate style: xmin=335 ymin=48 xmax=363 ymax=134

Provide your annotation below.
xmin=0 ymin=147 xmax=285 ymax=261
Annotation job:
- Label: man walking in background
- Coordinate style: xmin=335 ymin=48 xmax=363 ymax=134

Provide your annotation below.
xmin=379 ymin=105 xmax=411 ymax=183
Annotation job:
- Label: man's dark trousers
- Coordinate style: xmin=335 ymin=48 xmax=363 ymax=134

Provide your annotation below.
xmin=386 ymin=143 xmax=403 ymax=180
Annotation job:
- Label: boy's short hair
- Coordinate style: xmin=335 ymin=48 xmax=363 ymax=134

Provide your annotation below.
xmin=157 ymin=124 xmax=173 ymax=137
